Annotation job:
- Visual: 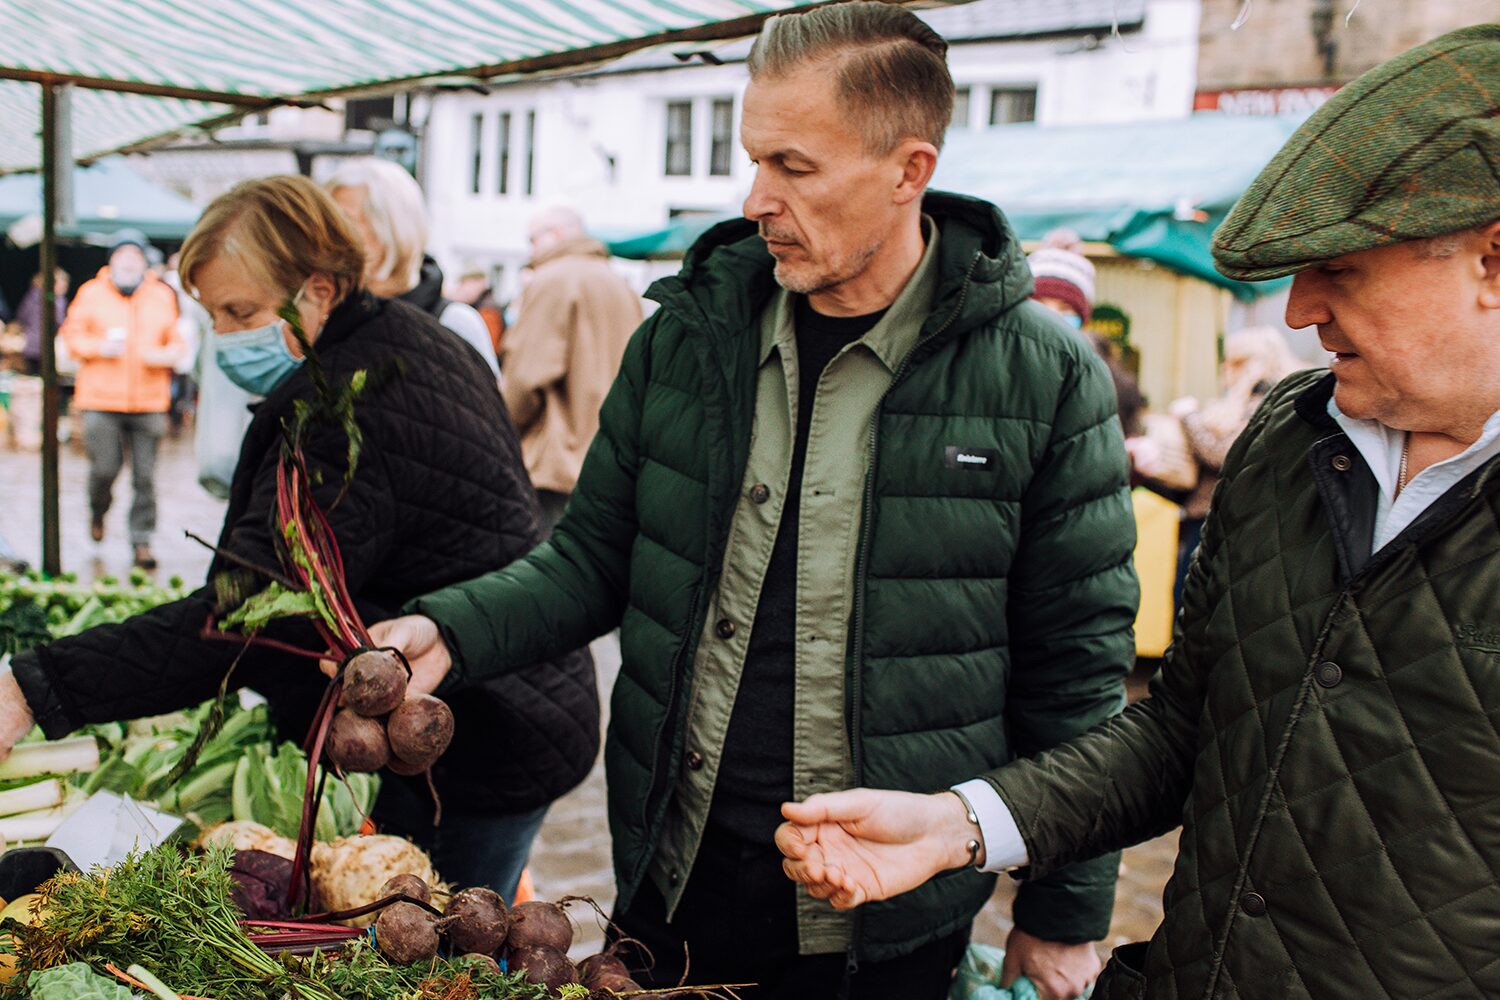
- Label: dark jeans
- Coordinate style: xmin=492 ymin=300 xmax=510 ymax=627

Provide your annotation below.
xmin=370 ymin=777 xmax=547 ymax=903
xmin=1174 ymin=516 xmax=1205 ymax=611
xmin=83 ymin=410 xmax=165 ymax=545
xmin=613 ymin=825 xmax=969 ymax=1000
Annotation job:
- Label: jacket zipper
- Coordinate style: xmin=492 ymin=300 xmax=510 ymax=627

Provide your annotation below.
xmin=843 ymin=253 xmax=981 ymax=981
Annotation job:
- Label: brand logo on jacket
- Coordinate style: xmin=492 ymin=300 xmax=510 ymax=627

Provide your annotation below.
xmin=1455 ymin=623 xmax=1500 ymax=650
xmin=944 ymin=446 xmax=999 ymax=472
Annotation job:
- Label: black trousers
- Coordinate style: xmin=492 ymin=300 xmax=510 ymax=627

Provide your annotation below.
xmin=613 ymin=824 xmax=969 ymax=1000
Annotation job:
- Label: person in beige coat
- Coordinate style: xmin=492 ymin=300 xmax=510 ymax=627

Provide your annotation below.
xmin=502 ymin=206 xmax=642 ymax=527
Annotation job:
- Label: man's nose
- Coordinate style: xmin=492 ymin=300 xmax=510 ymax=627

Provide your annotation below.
xmin=1284 ymin=272 xmax=1332 ymax=330
xmin=742 ymin=168 xmax=779 ymax=221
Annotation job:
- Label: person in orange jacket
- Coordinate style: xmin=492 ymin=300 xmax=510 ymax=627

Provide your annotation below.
xmin=61 ymin=229 xmax=184 ymax=569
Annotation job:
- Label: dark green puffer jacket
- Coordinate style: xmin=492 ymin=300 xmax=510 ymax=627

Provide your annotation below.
xmin=994 ymin=370 xmax=1500 ymax=998
xmin=413 ymin=191 xmax=1138 ymax=959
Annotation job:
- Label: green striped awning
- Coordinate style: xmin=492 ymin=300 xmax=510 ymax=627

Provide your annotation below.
xmin=0 ymin=81 xmax=230 ymax=172
xmin=0 ymin=1 xmax=827 ymax=98
xmin=0 ymin=0 xmax=844 ymax=170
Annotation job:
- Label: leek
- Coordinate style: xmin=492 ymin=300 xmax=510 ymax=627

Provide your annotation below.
xmin=0 ymin=799 xmax=81 ymax=842
xmin=0 ymin=736 xmax=100 ymax=780
xmin=0 ymin=778 xmax=62 ymax=817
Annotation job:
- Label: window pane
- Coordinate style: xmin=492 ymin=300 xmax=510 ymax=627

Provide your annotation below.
xmin=709 ymin=98 xmax=733 ymax=176
xmin=989 ymin=88 xmax=1037 ymax=125
xmin=524 ymin=111 xmax=536 ymax=196
xmin=665 ymin=100 xmax=693 ymax=177
xmin=470 ymin=113 xmax=483 ymax=194
xmin=497 ymin=111 xmax=511 ymax=195
xmin=951 ymin=87 xmax=971 ymax=130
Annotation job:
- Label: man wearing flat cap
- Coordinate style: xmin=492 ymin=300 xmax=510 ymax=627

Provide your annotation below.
xmin=773 ymin=24 xmax=1500 ymax=1000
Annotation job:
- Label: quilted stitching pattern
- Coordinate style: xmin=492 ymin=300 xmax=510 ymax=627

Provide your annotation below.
xmin=1005 ymin=371 xmax=1500 ymax=999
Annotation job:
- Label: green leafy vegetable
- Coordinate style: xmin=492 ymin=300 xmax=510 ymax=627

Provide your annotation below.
xmin=24 ymin=963 xmax=135 ymax=1000
xmin=214 ymin=581 xmax=321 ymax=634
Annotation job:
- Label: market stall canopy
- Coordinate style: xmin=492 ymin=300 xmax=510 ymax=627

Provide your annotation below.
xmin=609 ymin=113 xmax=1309 ymax=299
xmin=933 ymin=112 xmax=1311 ymax=298
xmin=0 ymin=0 xmax=896 ymax=170
xmin=0 ymin=157 xmax=199 ymax=241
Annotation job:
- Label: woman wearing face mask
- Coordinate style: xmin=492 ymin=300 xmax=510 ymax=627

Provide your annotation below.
xmin=0 ymin=177 xmax=598 ymax=901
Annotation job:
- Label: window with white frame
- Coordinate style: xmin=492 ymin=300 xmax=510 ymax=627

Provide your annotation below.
xmin=469 ymin=113 xmax=484 ymax=194
xmin=524 ymin=111 xmax=536 ymax=196
xmin=709 ymin=98 xmax=734 ymax=176
xmin=950 ymin=87 xmax=971 ymax=130
xmin=497 ymin=111 xmax=512 ymax=195
xmin=665 ymin=101 xmax=693 ymax=176
xmin=989 ymin=87 xmax=1038 ymax=125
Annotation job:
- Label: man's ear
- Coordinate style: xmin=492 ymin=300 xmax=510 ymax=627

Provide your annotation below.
xmin=1479 ymin=219 xmax=1500 ymax=310
xmin=892 ymin=139 xmax=938 ymax=207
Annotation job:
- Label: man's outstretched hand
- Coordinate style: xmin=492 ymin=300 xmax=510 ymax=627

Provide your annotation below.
xmin=775 ymin=788 xmax=977 ymax=909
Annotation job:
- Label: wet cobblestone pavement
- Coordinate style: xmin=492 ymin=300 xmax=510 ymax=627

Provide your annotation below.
xmin=1 ymin=433 xmax=1177 ymax=964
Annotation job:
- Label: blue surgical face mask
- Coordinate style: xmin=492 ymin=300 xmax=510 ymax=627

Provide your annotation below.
xmin=215 ymin=313 xmax=304 ymax=396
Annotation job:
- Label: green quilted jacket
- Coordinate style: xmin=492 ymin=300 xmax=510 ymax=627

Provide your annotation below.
xmin=994 ymin=370 xmax=1500 ymax=998
xmin=413 ymin=191 xmax=1138 ymax=960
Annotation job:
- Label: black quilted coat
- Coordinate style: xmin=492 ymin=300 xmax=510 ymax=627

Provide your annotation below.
xmin=11 ymin=292 xmax=598 ymax=819
xmin=992 ymin=370 xmax=1500 ymax=999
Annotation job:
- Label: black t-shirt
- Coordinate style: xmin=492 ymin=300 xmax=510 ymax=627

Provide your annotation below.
xmin=709 ymin=295 xmax=888 ymax=841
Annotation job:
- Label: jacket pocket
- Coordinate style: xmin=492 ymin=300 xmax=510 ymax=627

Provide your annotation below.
xmin=1091 ymin=942 xmax=1148 ymax=1000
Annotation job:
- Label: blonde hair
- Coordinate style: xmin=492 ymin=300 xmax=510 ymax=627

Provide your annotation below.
xmin=179 ymin=175 xmax=365 ymax=304
xmin=747 ymin=1 xmax=954 ymax=155
xmin=324 ymin=158 xmax=428 ymax=293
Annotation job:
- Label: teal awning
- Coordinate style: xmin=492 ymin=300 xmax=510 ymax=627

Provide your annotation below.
xmin=609 ymin=113 xmax=1309 ymax=299
xmin=0 ymin=157 xmax=200 ymax=240
xmin=933 ymin=113 xmax=1310 ymax=298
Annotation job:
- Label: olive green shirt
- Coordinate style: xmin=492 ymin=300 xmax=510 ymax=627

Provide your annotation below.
xmin=649 ymin=219 xmax=941 ymax=955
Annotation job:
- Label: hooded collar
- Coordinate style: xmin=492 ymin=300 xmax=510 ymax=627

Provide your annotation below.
xmin=529 ymin=235 xmax=610 ymax=270
xmin=649 ymin=190 xmax=1034 ymax=354
xmin=399 ymin=255 xmax=446 ymax=318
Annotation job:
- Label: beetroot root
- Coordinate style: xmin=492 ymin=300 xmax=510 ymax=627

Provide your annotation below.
xmin=578 ymin=952 xmax=631 ymax=987
xmin=507 ymin=944 xmax=579 ymax=993
xmin=326 ymin=708 xmax=391 ymax=772
xmin=375 ymin=901 xmax=440 ymax=964
xmin=385 ymin=753 xmax=428 ymax=777
xmin=441 ymin=886 xmax=509 ymax=954
xmin=386 ymin=695 xmax=455 ymax=767
xmin=462 ymin=952 xmax=503 ymax=977
xmin=505 ymin=899 xmax=574 ymax=953
xmin=343 ymin=649 xmax=408 ymax=716
xmin=379 ymin=872 xmax=431 ymax=905
xmin=589 ymin=972 xmax=643 ymax=994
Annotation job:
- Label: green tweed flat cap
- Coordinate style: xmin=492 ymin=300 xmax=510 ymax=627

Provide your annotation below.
xmin=1213 ymin=23 xmax=1500 ymax=282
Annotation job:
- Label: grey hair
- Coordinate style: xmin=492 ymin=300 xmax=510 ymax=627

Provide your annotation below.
xmin=747 ymin=1 xmax=954 ymax=154
xmin=1412 ymin=220 xmax=1500 ymax=260
xmin=529 ymin=205 xmax=586 ymax=241
xmin=324 ymin=157 xmax=428 ymax=292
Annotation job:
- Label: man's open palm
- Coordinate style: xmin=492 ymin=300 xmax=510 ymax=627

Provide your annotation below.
xmin=776 ymin=789 xmax=964 ymax=909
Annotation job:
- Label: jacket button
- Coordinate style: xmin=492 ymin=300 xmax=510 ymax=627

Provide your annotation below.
xmin=749 ymin=483 xmax=771 ymax=504
xmin=1240 ymin=892 xmax=1267 ymax=917
xmin=1331 ymin=454 xmax=1352 ymax=472
xmin=715 ymin=618 xmax=736 ymax=639
xmin=668 ymin=868 xmax=680 ymax=885
xmin=1315 ymin=661 xmax=1343 ymax=688
xmin=685 ymin=750 xmax=704 ymax=771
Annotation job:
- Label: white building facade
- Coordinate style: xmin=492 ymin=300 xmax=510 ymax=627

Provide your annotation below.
xmin=420 ymin=0 xmax=1202 ymax=299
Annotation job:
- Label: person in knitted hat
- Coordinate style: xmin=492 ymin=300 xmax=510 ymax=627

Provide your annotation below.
xmin=776 ymin=24 xmax=1500 ymax=1000
xmin=1026 ymin=240 xmax=1095 ymax=328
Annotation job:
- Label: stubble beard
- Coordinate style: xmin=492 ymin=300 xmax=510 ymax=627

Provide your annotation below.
xmin=771 ymin=239 xmax=883 ymax=298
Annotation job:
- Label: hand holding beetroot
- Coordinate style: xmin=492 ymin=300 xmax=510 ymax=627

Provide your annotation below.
xmin=326 ymin=615 xmax=453 ymax=697
xmin=325 ymin=649 xmax=455 ymax=775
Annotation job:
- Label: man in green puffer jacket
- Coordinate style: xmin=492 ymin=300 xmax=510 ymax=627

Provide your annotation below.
xmin=775 ymin=24 xmax=1500 ymax=1000
xmin=362 ymin=4 xmax=1136 ymax=998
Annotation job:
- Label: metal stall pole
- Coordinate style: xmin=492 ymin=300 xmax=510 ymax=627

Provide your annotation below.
xmin=38 ymin=82 xmax=60 ymax=576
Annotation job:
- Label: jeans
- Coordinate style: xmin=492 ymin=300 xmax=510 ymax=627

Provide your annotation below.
xmin=370 ymin=777 xmax=547 ymax=903
xmin=613 ymin=824 xmax=970 ymax=1000
xmin=83 ymin=410 xmax=165 ymax=545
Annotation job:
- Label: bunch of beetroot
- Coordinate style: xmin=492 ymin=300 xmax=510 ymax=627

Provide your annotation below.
xmin=326 ymin=649 xmax=454 ymax=775
xmin=371 ymin=874 xmax=643 ymax=996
